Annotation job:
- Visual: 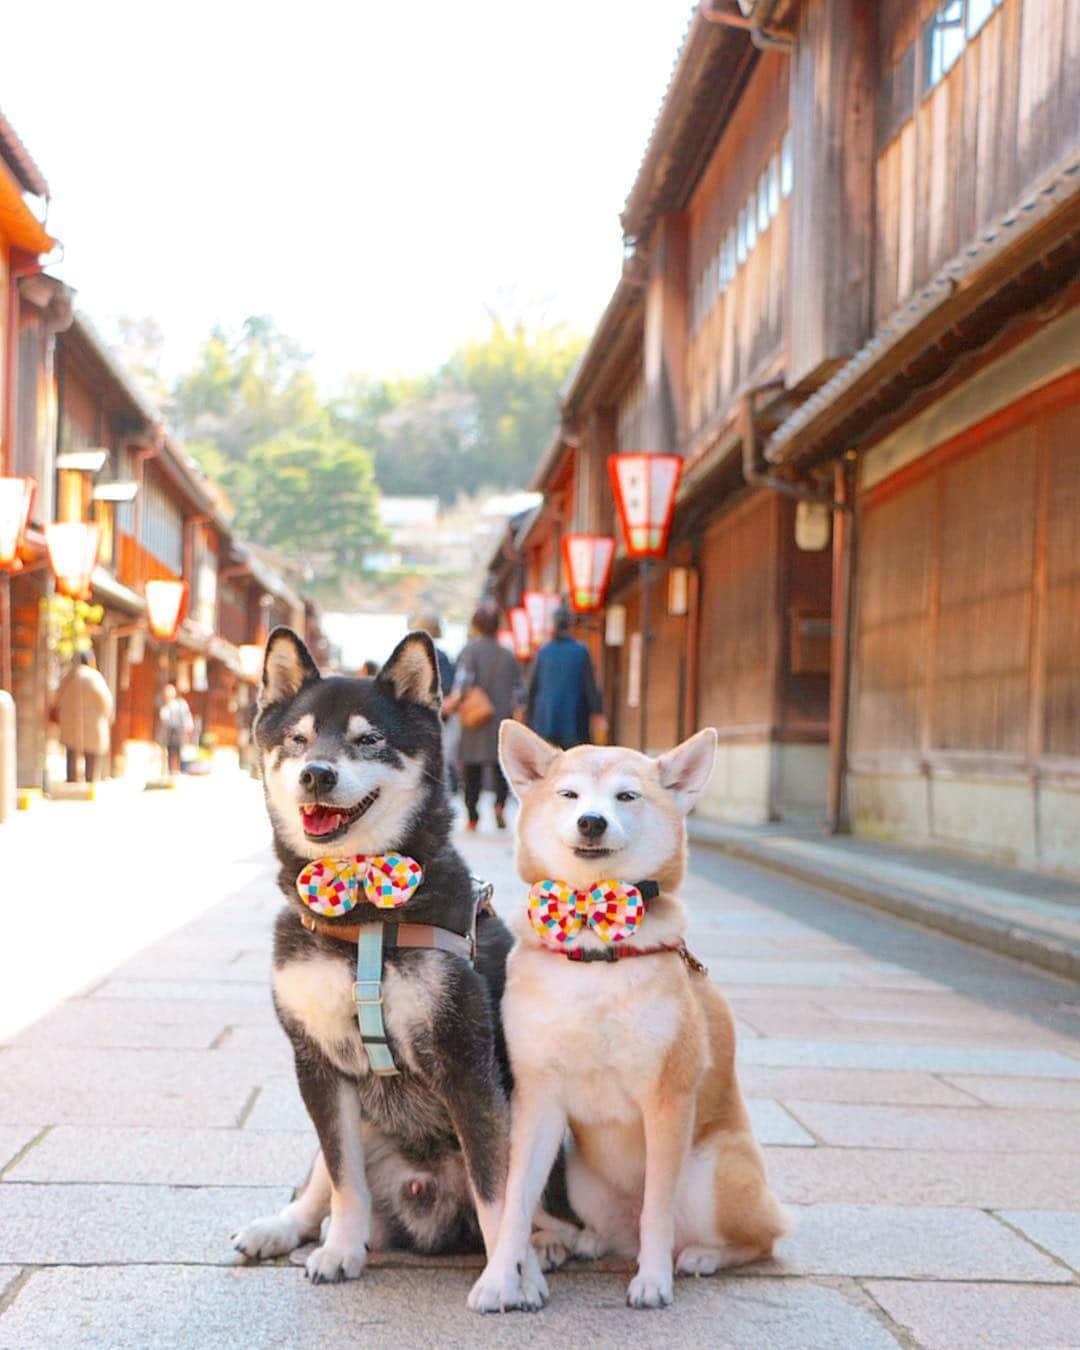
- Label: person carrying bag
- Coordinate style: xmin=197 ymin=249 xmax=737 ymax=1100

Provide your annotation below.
xmin=444 ymin=604 xmax=523 ymax=830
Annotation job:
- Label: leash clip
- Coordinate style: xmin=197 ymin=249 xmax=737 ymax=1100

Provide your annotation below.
xmin=678 ymin=944 xmax=709 ymax=976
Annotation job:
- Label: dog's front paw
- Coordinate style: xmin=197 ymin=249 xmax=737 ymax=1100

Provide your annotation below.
xmin=626 ymin=1268 xmax=674 ymax=1310
xmin=468 ymin=1256 xmax=549 ymax=1314
xmin=305 ymin=1241 xmax=368 ymax=1284
xmin=233 ymin=1212 xmax=312 ymax=1261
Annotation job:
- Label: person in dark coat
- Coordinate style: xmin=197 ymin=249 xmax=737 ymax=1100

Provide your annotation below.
xmin=527 ymin=607 xmax=605 ymax=750
xmin=445 ymin=602 xmax=524 ymax=831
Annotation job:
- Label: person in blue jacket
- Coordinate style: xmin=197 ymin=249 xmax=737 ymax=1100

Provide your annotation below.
xmin=527 ymin=606 xmax=605 ymax=749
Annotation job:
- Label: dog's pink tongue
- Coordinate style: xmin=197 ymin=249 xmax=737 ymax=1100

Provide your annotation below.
xmin=302 ymin=805 xmax=343 ymax=836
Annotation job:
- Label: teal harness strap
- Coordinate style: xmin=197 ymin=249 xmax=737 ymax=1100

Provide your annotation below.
xmin=354 ymin=926 xmax=398 ymax=1076
xmin=348 ymin=884 xmax=485 ymax=1078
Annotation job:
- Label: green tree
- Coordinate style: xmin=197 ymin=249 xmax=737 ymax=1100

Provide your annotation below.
xmin=331 ymin=318 xmax=584 ymax=504
xmin=446 ymin=318 xmax=583 ymax=491
xmin=227 ymin=423 xmax=386 ymax=586
xmin=172 ymin=317 xmax=321 ymax=461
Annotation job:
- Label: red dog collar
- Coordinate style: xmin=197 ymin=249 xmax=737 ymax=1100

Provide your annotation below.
xmin=556 ymin=940 xmax=708 ymax=974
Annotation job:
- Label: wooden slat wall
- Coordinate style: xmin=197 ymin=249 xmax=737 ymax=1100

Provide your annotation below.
xmin=933 ymin=432 xmax=1035 ymax=754
xmin=874 ymin=0 xmax=1079 ymax=324
xmin=851 ymin=375 xmax=1080 ymax=772
xmin=695 ymin=494 xmax=779 ymax=736
xmin=58 ymin=363 xmax=100 ymax=451
xmin=685 ymin=57 xmax=789 ymax=441
xmin=643 ymin=575 xmax=684 ymax=752
xmin=1043 ymin=401 xmax=1080 ymax=759
xmin=851 ymin=478 xmax=934 ymax=757
xmin=615 ymin=372 xmax=645 ymax=454
xmin=115 ymin=531 xmax=179 ymax=590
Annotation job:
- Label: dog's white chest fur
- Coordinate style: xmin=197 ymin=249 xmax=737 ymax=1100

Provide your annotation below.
xmin=503 ymin=947 xmax=680 ymax=1124
xmin=273 ymin=948 xmax=441 ymax=1076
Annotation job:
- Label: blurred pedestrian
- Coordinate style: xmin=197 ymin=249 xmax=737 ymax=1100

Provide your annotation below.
xmin=408 ymin=607 xmax=455 ymax=697
xmin=444 ymin=602 xmax=523 ymax=831
xmin=55 ymin=650 xmax=114 ymax=783
xmin=527 ymin=606 xmax=606 ymax=749
xmin=410 ymin=607 xmax=459 ymax=792
xmin=158 ymin=683 xmax=194 ymax=776
xmin=360 ymin=659 xmax=380 ymax=677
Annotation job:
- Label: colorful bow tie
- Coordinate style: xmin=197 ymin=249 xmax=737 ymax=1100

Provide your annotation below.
xmin=296 ymin=853 xmax=423 ymax=918
xmin=528 ymin=878 xmax=658 ymax=947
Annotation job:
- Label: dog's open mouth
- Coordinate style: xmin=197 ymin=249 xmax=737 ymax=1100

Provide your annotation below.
xmin=573 ymin=845 xmax=615 ymax=859
xmin=300 ymin=790 xmax=380 ymax=840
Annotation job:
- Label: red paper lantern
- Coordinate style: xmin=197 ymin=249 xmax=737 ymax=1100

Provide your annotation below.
xmin=145 ymin=578 xmax=189 ymax=641
xmin=608 ymin=452 xmax=683 ymax=559
xmin=561 ymin=534 xmax=615 ymax=613
xmin=45 ymin=521 xmax=100 ymax=600
xmin=0 ymin=477 xmax=35 ymax=572
xmin=507 ymin=606 xmax=532 ymax=661
xmin=522 ymin=591 xmax=560 ymax=649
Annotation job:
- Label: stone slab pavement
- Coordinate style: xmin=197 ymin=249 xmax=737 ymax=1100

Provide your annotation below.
xmin=689 ymin=818 xmax=1080 ymax=981
xmin=1 ymin=773 xmax=1078 ymax=1348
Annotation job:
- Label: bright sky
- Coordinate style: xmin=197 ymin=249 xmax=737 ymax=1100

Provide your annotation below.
xmin=1 ymin=1 xmax=691 ymax=389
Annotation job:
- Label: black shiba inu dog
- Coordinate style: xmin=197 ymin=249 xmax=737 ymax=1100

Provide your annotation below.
xmin=232 ymin=627 xmax=514 ymax=1282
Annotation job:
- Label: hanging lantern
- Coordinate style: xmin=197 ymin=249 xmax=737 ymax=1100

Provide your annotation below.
xmin=508 ymin=606 xmax=533 ymax=661
xmin=0 ymin=477 xmax=35 ymax=572
xmin=561 ymin=534 xmax=615 ymax=613
xmin=522 ymin=590 xmax=560 ymax=649
xmin=608 ymin=452 xmax=683 ymax=559
xmin=45 ymin=521 xmax=100 ymax=600
xmin=145 ymin=578 xmax=189 ymax=641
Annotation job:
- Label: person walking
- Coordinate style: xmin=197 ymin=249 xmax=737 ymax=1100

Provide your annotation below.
xmin=55 ymin=650 xmax=114 ymax=783
xmin=158 ymin=683 xmax=194 ymax=776
xmin=408 ymin=608 xmax=455 ymax=698
xmin=527 ymin=606 xmax=606 ymax=750
xmin=409 ymin=607 xmax=459 ymax=791
xmin=444 ymin=602 xmax=523 ymax=831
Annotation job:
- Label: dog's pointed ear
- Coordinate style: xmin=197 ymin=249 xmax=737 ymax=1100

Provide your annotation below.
xmin=377 ymin=631 xmax=441 ymax=710
xmin=260 ymin=627 xmax=320 ymax=710
xmin=655 ymin=727 xmax=717 ymax=814
xmin=499 ymin=720 xmax=559 ymax=798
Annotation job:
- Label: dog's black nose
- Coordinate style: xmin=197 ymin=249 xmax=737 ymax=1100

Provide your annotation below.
xmin=300 ymin=762 xmax=338 ymax=795
xmin=577 ymin=812 xmax=607 ymax=839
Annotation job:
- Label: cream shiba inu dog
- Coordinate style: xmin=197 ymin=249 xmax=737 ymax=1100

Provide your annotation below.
xmin=469 ymin=722 xmax=787 ymax=1314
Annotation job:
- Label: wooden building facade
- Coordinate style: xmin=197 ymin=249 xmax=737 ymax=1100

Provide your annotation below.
xmin=487 ymin=0 xmax=1079 ymax=871
xmin=0 ymin=108 xmax=319 ymax=795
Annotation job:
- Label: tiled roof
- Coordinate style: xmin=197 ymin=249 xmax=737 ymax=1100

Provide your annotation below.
xmin=0 ymin=107 xmax=49 ymax=197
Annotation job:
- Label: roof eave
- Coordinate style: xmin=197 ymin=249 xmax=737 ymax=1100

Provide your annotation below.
xmin=620 ymin=13 xmax=754 ymax=246
xmin=0 ymin=160 xmax=53 ymax=254
xmin=0 ymin=107 xmax=49 ymax=197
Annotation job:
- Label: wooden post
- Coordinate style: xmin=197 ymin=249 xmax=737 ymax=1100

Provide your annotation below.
xmin=786 ymin=0 xmax=875 ymax=389
xmin=638 ymin=559 xmax=652 ymax=752
xmin=827 ymin=456 xmax=857 ymax=834
xmin=642 ymin=215 xmax=690 ymax=456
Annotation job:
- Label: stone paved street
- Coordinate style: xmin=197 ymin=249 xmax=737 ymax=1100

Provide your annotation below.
xmin=1 ymin=774 xmax=1078 ymax=1347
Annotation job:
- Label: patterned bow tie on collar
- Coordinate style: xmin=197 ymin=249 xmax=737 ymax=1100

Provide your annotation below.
xmin=527 ymin=878 xmax=660 ymax=947
xmin=296 ymin=854 xmax=424 ymax=918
